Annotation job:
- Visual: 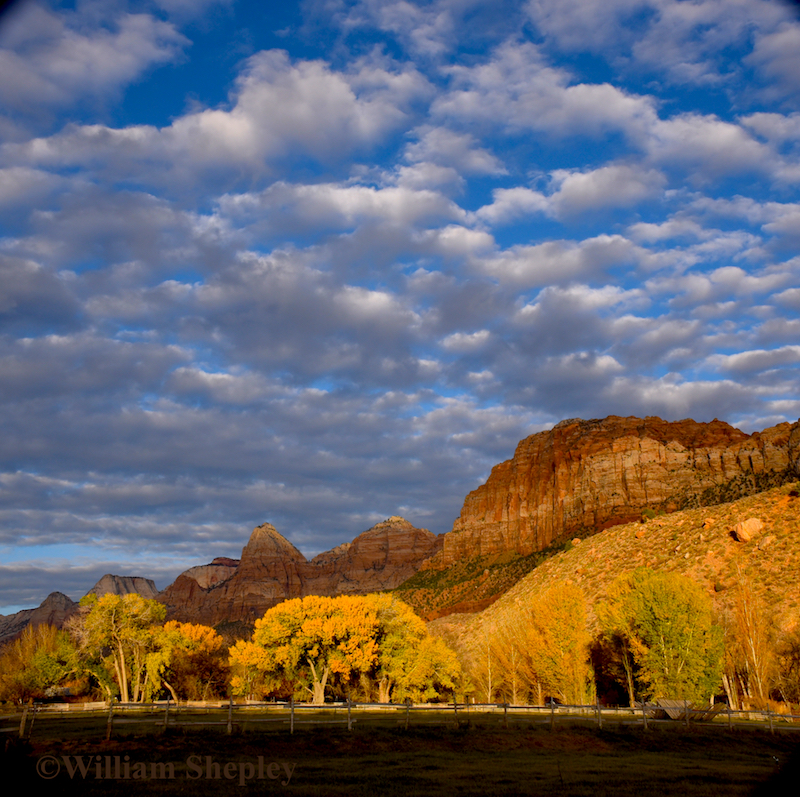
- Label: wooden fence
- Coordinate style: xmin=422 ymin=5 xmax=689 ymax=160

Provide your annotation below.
xmin=5 ymin=698 xmax=800 ymax=741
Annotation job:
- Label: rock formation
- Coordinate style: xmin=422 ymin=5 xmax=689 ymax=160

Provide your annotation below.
xmin=0 ymin=591 xmax=78 ymax=643
xmin=158 ymin=516 xmax=441 ymax=625
xmin=426 ymin=415 xmax=797 ymax=569
xmin=85 ymin=574 xmax=159 ymax=600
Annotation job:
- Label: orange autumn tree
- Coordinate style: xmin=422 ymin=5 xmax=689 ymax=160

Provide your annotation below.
xmin=148 ymin=621 xmax=229 ymax=701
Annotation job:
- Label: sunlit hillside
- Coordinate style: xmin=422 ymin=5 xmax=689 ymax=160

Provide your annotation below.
xmin=432 ymin=482 xmax=800 ymax=647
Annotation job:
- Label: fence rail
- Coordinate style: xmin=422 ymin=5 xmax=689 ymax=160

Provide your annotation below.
xmin=4 ymin=699 xmax=800 ymax=741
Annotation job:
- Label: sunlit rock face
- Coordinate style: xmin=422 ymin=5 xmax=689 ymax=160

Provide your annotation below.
xmin=158 ymin=517 xmax=441 ymax=624
xmin=427 ymin=415 xmax=797 ymax=568
xmin=305 ymin=516 xmax=443 ymax=596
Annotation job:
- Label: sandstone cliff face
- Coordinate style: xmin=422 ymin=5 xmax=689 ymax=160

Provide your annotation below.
xmin=306 ymin=516 xmax=442 ymax=595
xmin=430 ymin=415 xmax=798 ymax=568
xmin=158 ymin=517 xmax=441 ymax=625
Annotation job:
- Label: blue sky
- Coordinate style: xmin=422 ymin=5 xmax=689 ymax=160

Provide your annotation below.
xmin=1 ymin=0 xmax=799 ymax=613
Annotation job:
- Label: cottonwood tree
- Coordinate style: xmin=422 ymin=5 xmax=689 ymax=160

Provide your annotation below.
xmin=723 ymin=569 xmax=777 ymax=709
xmin=0 ymin=624 xmax=78 ymax=703
xmin=466 ymin=628 xmax=504 ymax=703
xmin=777 ymin=627 xmax=800 ymax=707
xmin=599 ymin=568 xmax=723 ymax=703
xmin=364 ymin=594 xmax=459 ymax=703
xmin=148 ymin=621 xmax=229 ymax=701
xmin=230 ymin=595 xmax=381 ymax=704
xmin=78 ymin=593 xmax=166 ymax=703
xmin=525 ymin=582 xmax=594 ymax=705
xmin=492 ymin=621 xmax=526 ymax=705
xmin=230 ymin=594 xmax=459 ymax=704
xmin=463 ymin=582 xmax=592 ymax=706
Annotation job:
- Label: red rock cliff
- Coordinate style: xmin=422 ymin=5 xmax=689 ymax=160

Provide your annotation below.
xmin=430 ymin=415 xmax=796 ymax=567
xmin=159 ymin=517 xmax=441 ymax=625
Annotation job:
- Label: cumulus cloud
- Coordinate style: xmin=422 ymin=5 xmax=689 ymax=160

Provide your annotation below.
xmin=3 ymin=49 xmax=430 ymax=190
xmin=1 ymin=0 xmax=799 ymax=612
xmin=0 ymin=2 xmax=187 ymax=119
xmin=746 ymin=21 xmax=800 ymax=100
xmin=481 ymin=234 xmax=643 ymax=286
xmin=433 ymin=40 xmax=658 ymax=140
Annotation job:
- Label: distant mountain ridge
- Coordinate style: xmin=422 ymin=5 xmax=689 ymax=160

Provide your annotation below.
xmin=158 ymin=516 xmax=442 ymax=625
xmin=0 ymin=574 xmax=158 ymax=643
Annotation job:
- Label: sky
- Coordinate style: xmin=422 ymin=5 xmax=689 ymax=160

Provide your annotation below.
xmin=1 ymin=0 xmax=799 ymax=614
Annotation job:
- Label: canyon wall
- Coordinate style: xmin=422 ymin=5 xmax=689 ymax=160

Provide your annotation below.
xmin=428 ymin=415 xmax=796 ymax=568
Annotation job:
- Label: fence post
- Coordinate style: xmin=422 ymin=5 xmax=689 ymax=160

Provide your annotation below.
xmin=163 ymin=698 xmax=170 ymax=733
xmin=642 ymin=701 xmax=648 ymax=731
xmin=290 ymin=697 xmax=294 ymax=735
xmin=596 ymin=697 xmax=602 ymax=729
xmin=550 ymin=700 xmax=555 ymax=731
xmin=453 ymin=699 xmax=458 ymax=725
xmin=18 ymin=705 xmax=28 ymax=739
xmin=768 ymin=707 xmax=774 ymax=735
xmin=26 ymin=705 xmax=36 ymax=739
xmin=105 ymin=702 xmax=114 ymax=741
xmin=347 ymin=698 xmax=352 ymax=732
xmin=684 ymin=699 xmax=689 ymax=728
xmin=728 ymin=702 xmax=732 ymax=730
xmin=227 ymin=695 xmax=233 ymax=735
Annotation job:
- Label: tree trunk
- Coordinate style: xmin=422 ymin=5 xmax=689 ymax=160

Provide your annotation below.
xmin=378 ymin=675 xmax=392 ymax=704
xmin=115 ymin=641 xmax=129 ymax=703
xmin=307 ymin=659 xmax=329 ymax=705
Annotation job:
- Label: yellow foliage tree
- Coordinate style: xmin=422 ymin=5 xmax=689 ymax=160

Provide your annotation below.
xmin=230 ymin=593 xmax=460 ymax=704
xmin=78 ymin=593 xmax=166 ymax=703
xmin=525 ymin=582 xmax=594 ymax=705
xmin=230 ymin=595 xmax=380 ymax=703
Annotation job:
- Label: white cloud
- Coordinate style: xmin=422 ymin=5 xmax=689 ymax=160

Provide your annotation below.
xmin=404 ymin=126 xmax=507 ymax=174
xmin=482 ymin=234 xmax=642 ymax=286
xmin=473 ymin=187 xmax=549 ymax=225
xmin=646 ymin=114 xmax=776 ymax=181
xmin=440 ymin=329 xmax=492 ymax=351
xmin=746 ymin=21 xmax=800 ymax=100
xmin=548 ymin=164 xmax=666 ymax=216
xmin=218 ymin=181 xmax=466 ymax=232
xmin=0 ymin=4 xmax=187 ymax=114
xmin=4 ymin=50 xmax=430 ymax=186
xmin=706 ymin=345 xmax=800 ymax=373
xmin=740 ymin=112 xmax=800 ymax=143
xmin=627 ymin=217 xmax=715 ymax=243
xmin=433 ymin=40 xmax=657 ymax=139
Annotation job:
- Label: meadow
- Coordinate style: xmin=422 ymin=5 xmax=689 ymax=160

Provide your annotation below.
xmin=5 ymin=714 xmax=799 ymax=796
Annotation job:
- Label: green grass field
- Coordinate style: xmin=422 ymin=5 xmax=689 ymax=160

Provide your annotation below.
xmin=5 ymin=720 xmax=800 ymax=796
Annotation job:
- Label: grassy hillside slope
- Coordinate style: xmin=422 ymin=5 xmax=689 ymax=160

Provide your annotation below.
xmin=430 ymin=482 xmax=800 ymax=644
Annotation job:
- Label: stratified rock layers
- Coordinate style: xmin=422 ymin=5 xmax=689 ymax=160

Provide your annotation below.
xmin=159 ymin=516 xmax=441 ymax=625
xmin=432 ymin=415 xmax=796 ymax=567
